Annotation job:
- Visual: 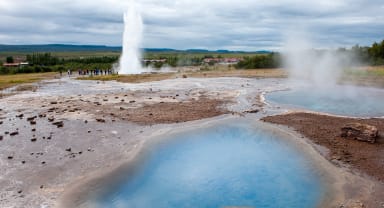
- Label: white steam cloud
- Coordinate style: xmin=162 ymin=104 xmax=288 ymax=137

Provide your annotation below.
xmin=283 ymin=29 xmax=353 ymax=88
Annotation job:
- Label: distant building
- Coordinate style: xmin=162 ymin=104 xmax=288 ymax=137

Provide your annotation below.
xmin=3 ymin=62 xmax=29 ymax=68
xmin=142 ymin=59 xmax=167 ymax=63
xmin=203 ymin=58 xmax=243 ymax=64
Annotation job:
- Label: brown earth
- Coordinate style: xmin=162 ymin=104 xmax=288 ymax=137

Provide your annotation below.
xmin=94 ymin=97 xmax=228 ymax=125
xmin=262 ymin=112 xmax=384 ymax=182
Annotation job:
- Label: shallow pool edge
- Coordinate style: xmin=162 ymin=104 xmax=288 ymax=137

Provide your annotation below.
xmin=56 ymin=115 xmax=365 ymax=208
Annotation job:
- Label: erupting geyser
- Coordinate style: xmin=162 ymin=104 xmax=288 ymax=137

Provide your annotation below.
xmin=119 ymin=0 xmax=143 ymax=74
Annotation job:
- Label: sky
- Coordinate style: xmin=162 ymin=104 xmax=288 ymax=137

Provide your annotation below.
xmin=0 ymin=0 xmax=383 ymax=51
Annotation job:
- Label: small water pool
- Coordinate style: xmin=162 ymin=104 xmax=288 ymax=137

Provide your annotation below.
xmin=89 ymin=122 xmax=325 ymax=208
xmin=266 ymin=85 xmax=384 ymax=117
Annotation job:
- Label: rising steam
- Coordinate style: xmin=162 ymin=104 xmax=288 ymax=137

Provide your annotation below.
xmin=282 ymin=30 xmax=353 ymax=88
xmin=119 ymin=0 xmax=143 ymax=74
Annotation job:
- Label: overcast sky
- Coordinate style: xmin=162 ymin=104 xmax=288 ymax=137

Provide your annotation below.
xmin=0 ymin=0 xmax=383 ymax=51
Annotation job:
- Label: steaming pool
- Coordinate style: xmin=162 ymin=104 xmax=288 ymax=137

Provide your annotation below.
xmin=84 ymin=121 xmax=325 ymax=208
xmin=266 ymin=84 xmax=384 ymax=117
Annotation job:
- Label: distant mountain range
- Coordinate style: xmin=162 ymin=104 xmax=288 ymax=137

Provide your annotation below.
xmin=0 ymin=44 xmax=271 ymax=54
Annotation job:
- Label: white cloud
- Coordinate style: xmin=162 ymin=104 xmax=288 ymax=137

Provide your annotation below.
xmin=0 ymin=0 xmax=383 ymax=50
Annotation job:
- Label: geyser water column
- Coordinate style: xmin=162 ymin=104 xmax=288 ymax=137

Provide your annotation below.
xmin=119 ymin=0 xmax=143 ymax=74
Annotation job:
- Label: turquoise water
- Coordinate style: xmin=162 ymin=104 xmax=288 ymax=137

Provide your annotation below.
xmin=267 ymin=85 xmax=384 ymax=117
xmin=92 ymin=123 xmax=324 ymax=208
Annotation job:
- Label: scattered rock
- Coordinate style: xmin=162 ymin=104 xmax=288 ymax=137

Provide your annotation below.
xmin=21 ymin=161 xmax=25 ymax=164
xmin=243 ymin=109 xmax=259 ymax=114
xmin=38 ymin=113 xmax=46 ymax=118
xmin=341 ymin=123 xmax=378 ymax=143
xmin=47 ymin=107 xmax=57 ymax=112
xmin=10 ymin=131 xmax=19 ymax=136
xmin=7 ymin=156 xmax=13 ymax=159
xmin=27 ymin=116 xmax=37 ymax=121
xmin=52 ymin=121 xmax=64 ymax=128
xmin=18 ymin=190 xmax=22 ymax=194
xmin=84 ymin=120 xmax=88 ymax=123
xmin=96 ymin=118 xmax=106 ymax=123
xmin=50 ymin=101 xmax=58 ymax=104
xmin=40 ymin=185 xmax=44 ymax=189
xmin=120 ymin=107 xmax=125 ymax=110
xmin=31 ymin=128 xmax=36 ymax=132
xmin=182 ymin=74 xmax=187 ymax=78
xmin=48 ymin=117 xmax=55 ymax=122
xmin=16 ymin=114 xmax=24 ymax=118
xmin=5 ymin=131 xmax=9 ymax=134
xmin=0 ymin=135 xmax=3 ymax=141
xmin=129 ymin=100 xmax=136 ymax=103
xmin=65 ymin=148 xmax=71 ymax=152
xmin=41 ymin=161 xmax=46 ymax=165
xmin=30 ymin=120 xmax=36 ymax=125
xmin=31 ymin=138 xmax=37 ymax=142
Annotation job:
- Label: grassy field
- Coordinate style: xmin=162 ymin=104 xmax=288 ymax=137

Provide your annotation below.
xmin=341 ymin=66 xmax=384 ymax=88
xmin=78 ymin=69 xmax=287 ymax=83
xmin=0 ymin=51 xmax=266 ymax=62
xmin=0 ymin=72 xmax=57 ymax=90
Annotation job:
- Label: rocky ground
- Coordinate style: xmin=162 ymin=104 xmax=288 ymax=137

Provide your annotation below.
xmin=1 ymin=75 xmax=384 ymax=208
xmin=0 ymin=76 xmax=273 ymax=208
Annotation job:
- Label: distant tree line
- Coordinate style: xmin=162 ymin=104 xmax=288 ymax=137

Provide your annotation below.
xmin=235 ymin=53 xmax=281 ymax=69
xmin=1 ymin=39 xmax=384 ymax=74
xmin=0 ymin=53 xmax=119 ymax=74
xmin=350 ymin=40 xmax=384 ymax=65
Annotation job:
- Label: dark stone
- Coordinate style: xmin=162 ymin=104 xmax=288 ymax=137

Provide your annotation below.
xmin=129 ymin=100 xmax=136 ymax=103
xmin=65 ymin=148 xmax=71 ymax=152
xmin=10 ymin=131 xmax=19 ymax=136
xmin=38 ymin=113 xmax=46 ymax=118
xmin=48 ymin=117 xmax=55 ymax=122
xmin=243 ymin=109 xmax=259 ymax=114
xmin=7 ymin=156 xmax=13 ymax=159
xmin=52 ymin=121 xmax=64 ymax=128
xmin=30 ymin=121 xmax=36 ymax=125
xmin=31 ymin=128 xmax=36 ymax=132
xmin=50 ymin=101 xmax=58 ymax=104
xmin=0 ymin=135 xmax=3 ymax=141
xmin=96 ymin=118 xmax=106 ymax=123
xmin=27 ymin=116 xmax=37 ymax=121
xmin=40 ymin=185 xmax=44 ymax=189
xmin=31 ymin=138 xmax=37 ymax=142
xmin=340 ymin=123 xmax=378 ymax=143
xmin=21 ymin=161 xmax=26 ymax=164
xmin=16 ymin=114 xmax=24 ymax=118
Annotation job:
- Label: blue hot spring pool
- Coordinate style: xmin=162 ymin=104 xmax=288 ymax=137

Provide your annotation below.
xmin=89 ymin=122 xmax=325 ymax=208
xmin=266 ymin=85 xmax=384 ymax=117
